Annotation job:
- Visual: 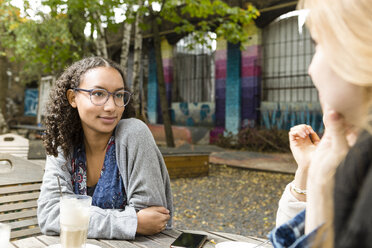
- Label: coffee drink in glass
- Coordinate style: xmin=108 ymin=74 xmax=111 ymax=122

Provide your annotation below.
xmin=0 ymin=223 xmax=10 ymax=247
xmin=60 ymin=195 xmax=92 ymax=248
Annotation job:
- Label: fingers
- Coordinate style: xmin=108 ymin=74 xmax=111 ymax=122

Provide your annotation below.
xmin=152 ymin=206 xmax=170 ymax=215
xmin=309 ymin=132 xmax=320 ymax=145
xmin=289 ymin=124 xmax=317 ymax=143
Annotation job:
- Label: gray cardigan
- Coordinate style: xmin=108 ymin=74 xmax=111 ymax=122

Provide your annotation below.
xmin=37 ymin=118 xmax=173 ymax=239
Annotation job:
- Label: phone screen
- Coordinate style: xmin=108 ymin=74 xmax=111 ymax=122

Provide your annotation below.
xmin=170 ymin=232 xmax=208 ymax=248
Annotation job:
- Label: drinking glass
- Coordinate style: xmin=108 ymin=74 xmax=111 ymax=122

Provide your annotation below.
xmin=60 ymin=195 xmax=92 ymax=248
xmin=0 ymin=223 xmax=11 ymax=247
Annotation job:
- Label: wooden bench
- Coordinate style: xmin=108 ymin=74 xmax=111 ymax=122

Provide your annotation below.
xmin=10 ymin=124 xmax=45 ymax=139
xmin=0 ymin=153 xmax=44 ymax=240
xmin=163 ymin=154 xmax=209 ymax=179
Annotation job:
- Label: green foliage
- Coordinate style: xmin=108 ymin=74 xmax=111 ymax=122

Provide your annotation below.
xmin=0 ymin=0 xmax=80 ymax=81
xmin=0 ymin=0 xmax=260 ymax=82
xmin=0 ymin=0 xmax=125 ymax=81
xmin=160 ymin=0 xmax=260 ymax=49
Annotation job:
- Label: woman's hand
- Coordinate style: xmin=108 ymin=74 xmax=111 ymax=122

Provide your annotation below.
xmin=305 ymin=110 xmax=350 ymax=234
xmin=136 ymin=206 xmax=170 ymax=235
xmin=289 ymin=124 xmax=320 ymax=201
xmin=289 ymin=124 xmax=320 ymax=170
xmin=308 ymin=111 xmax=350 ymax=184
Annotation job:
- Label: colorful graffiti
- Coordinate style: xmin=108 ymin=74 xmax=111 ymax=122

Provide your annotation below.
xmin=215 ymin=38 xmax=227 ymax=127
xmin=170 ymin=102 xmax=215 ymax=126
xmin=260 ymin=102 xmax=324 ymax=133
xmin=241 ymin=23 xmax=262 ymax=128
xmin=24 ymin=88 xmax=38 ymax=116
xmin=225 ymin=42 xmax=241 ymax=134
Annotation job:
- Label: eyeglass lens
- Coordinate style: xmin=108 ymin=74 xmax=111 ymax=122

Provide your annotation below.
xmin=90 ymin=89 xmax=130 ymax=106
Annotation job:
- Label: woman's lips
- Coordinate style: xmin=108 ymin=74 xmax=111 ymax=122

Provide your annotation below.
xmin=99 ymin=116 xmax=117 ymax=124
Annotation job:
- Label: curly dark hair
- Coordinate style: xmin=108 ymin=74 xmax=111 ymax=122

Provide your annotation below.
xmin=43 ymin=56 xmax=135 ymax=158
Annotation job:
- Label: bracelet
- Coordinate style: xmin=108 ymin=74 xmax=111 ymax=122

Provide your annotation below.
xmin=290 ymin=182 xmax=307 ymax=195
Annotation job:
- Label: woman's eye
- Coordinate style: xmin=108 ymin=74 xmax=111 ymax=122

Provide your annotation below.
xmin=115 ymin=93 xmax=124 ymax=98
xmin=92 ymin=91 xmax=105 ymax=97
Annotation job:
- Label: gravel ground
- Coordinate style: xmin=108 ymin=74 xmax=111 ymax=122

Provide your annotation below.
xmin=171 ymin=164 xmax=293 ymax=238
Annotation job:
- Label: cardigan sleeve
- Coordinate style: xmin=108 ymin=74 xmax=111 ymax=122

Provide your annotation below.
xmin=115 ymin=118 xmax=173 ymax=228
xmin=276 ymin=183 xmax=306 ymax=227
xmin=37 ymin=153 xmax=138 ymax=240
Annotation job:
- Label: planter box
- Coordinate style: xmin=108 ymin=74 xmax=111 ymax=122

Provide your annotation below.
xmin=163 ymin=154 xmax=209 ymax=179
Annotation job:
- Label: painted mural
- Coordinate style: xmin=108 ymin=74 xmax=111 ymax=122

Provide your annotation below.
xmin=170 ymin=102 xmax=215 ymax=126
xmin=24 ymin=88 xmax=38 ymax=116
xmin=241 ymin=23 xmax=262 ymax=129
xmin=260 ymin=101 xmax=324 ymax=133
xmin=214 ymin=38 xmax=227 ymax=128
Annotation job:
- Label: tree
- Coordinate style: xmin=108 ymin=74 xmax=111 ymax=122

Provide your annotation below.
xmin=131 ymin=0 xmax=145 ymax=120
xmin=142 ymin=0 xmax=259 ymax=147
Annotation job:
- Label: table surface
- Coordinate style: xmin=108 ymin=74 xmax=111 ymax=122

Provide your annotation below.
xmin=10 ymin=229 xmax=272 ymax=248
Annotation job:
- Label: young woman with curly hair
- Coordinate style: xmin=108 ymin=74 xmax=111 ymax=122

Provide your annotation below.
xmin=37 ymin=56 xmax=173 ymax=239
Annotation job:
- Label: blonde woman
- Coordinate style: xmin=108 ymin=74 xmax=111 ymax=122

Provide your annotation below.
xmin=270 ymin=0 xmax=372 ymax=247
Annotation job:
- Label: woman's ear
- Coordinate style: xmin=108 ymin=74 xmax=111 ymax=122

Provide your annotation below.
xmin=67 ymin=89 xmax=77 ymax=108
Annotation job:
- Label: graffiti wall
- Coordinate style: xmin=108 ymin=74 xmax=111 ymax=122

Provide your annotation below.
xmin=24 ymin=88 xmax=39 ymax=117
xmin=260 ymin=101 xmax=324 ymax=133
xmin=171 ymin=102 xmax=215 ymax=126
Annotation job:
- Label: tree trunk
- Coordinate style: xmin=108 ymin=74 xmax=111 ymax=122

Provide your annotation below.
xmin=131 ymin=0 xmax=143 ymax=119
xmin=120 ymin=12 xmax=133 ymax=70
xmin=92 ymin=11 xmax=108 ymax=59
xmin=141 ymin=45 xmax=149 ymax=123
xmin=153 ymin=17 xmax=175 ymax=147
xmin=0 ymin=53 xmax=9 ymax=133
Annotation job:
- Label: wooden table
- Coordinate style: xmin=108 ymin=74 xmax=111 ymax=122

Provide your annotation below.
xmin=10 ymin=229 xmax=272 ymax=248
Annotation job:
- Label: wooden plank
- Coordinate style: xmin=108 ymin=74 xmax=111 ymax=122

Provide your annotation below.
xmin=128 ymin=235 xmax=165 ymax=248
xmin=0 ymin=200 xmax=37 ymax=212
xmin=86 ymin=239 xmax=115 ymax=248
xmin=145 ymin=232 xmax=179 ymax=247
xmin=167 ymin=168 xmax=208 ymax=178
xmin=36 ymin=235 xmax=60 ymax=246
xmin=0 ymin=154 xmax=44 ymax=186
xmin=8 ymin=218 xmax=38 ymax=230
xmin=161 ymin=229 xmax=182 ymax=238
xmin=11 ymin=236 xmax=46 ymax=248
xmin=0 ymin=192 xmax=40 ymax=204
xmin=0 ymin=209 xmax=37 ymax=222
xmin=0 ymin=183 xmax=42 ymax=194
xmin=7 ymin=243 xmax=17 ymax=248
xmin=209 ymin=231 xmax=262 ymax=245
xmin=11 ymin=226 xmax=41 ymax=239
xmin=163 ymin=155 xmax=209 ymax=178
xmin=209 ymin=231 xmax=273 ymax=247
xmin=100 ymin=239 xmax=141 ymax=248
xmin=163 ymin=155 xmax=209 ymax=163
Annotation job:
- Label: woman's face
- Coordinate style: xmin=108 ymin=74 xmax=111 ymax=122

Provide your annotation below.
xmin=70 ymin=66 xmax=125 ymax=136
xmin=308 ymin=43 xmax=366 ymax=125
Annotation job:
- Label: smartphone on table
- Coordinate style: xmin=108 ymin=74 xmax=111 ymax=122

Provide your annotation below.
xmin=170 ymin=232 xmax=208 ymax=248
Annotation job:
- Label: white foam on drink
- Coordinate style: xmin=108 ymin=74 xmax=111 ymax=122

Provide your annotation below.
xmin=60 ymin=198 xmax=90 ymax=227
xmin=0 ymin=226 xmax=10 ymax=246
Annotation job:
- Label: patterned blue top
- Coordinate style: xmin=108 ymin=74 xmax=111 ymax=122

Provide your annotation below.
xmin=269 ymin=210 xmax=321 ymax=248
xmin=70 ymin=136 xmax=127 ymax=209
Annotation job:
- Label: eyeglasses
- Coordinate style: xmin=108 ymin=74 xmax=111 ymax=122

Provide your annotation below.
xmin=73 ymin=88 xmax=132 ymax=107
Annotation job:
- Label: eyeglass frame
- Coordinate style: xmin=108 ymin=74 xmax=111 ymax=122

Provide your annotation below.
xmin=73 ymin=88 xmax=132 ymax=107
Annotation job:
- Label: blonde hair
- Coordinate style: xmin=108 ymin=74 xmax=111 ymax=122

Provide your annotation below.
xmin=300 ymin=0 xmax=372 ymax=87
xmin=300 ymin=0 xmax=372 ymax=132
